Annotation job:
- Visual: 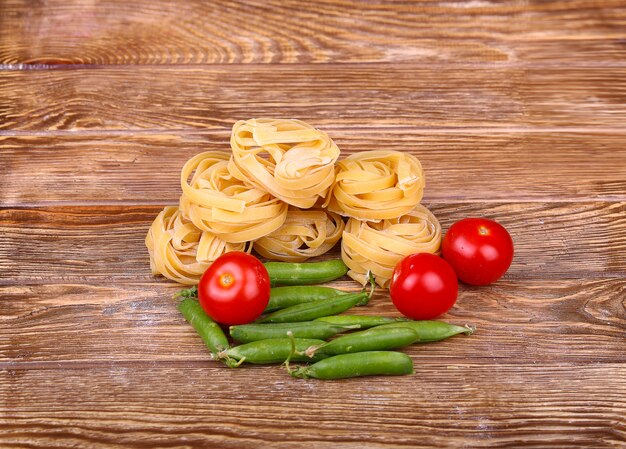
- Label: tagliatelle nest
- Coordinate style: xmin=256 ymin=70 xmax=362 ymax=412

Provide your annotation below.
xmin=145 ymin=206 xmax=250 ymax=285
xmin=180 ymin=151 xmax=288 ymax=243
xmin=146 ymin=118 xmax=443 ymax=289
xmin=228 ymin=118 xmax=340 ymax=209
xmin=254 ymin=208 xmax=345 ymax=262
xmin=325 ymin=150 xmax=425 ymax=221
xmin=341 ymin=204 xmax=442 ymax=288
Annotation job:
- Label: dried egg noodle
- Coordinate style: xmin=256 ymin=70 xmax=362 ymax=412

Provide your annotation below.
xmin=255 ymin=208 xmax=345 ymax=262
xmin=180 ymin=151 xmax=288 ymax=243
xmin=325 ymin=150 xmax=425 ymax=221
xmin=228 ymin=119 xmax=340 ymax=209
xmin=146 ymin=206 xmax=250 ymax=285
xmin=341 ymin=204 xmax=442 ymax=288
xmin=146 ymin=119 xmax=444 ymax=288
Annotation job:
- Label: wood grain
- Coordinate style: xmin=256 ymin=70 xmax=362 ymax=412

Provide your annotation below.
xmin=0 ymin=203 xmax=624 ymax=285
xmin=1 ymin=0 xmax=625 ymax=66
xmin=2 ymin=1 xmax=626 ymax=447
xmin=1 ymin=278 xmax=625 ymax=366
xmin=1 ymin=65 xmax=626 ymax=131
xmin=2 ymin=132 xmax=626 ymax=206
xmin=1 ymin=364 xmax=625 ymax=448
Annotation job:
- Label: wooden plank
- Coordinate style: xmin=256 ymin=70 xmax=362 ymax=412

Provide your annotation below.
xmin=1 ymin=66 xmax=626 ymax=131
xmin=1 ymin=364 xmax=624 ymax=448
xmin=2 ymin=132 xmax=626 ymax=205
xmin=1 ymin=0 xmax=625 ymax=65
xmin=1 ymin=278 xmax=625 ymax=365
xmin=0 ymin=203 xmax=624 ymax=285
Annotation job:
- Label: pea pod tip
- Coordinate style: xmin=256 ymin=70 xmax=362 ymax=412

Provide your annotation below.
xmin=463 ymin=324 xmax=476 ymax=335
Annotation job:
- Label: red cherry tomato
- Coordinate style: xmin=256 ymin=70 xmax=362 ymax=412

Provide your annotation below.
xmin=198 ymin=252 xmax=270 ymax=325
xmin=442 ymin=218 xmax=514 ymax=286
xmin=389 ymin=253 xmax=459 ymax=320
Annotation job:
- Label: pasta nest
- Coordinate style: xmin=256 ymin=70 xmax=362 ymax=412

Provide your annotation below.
xmin=325 ymin=150 xmax=425 ymax=220
xmin=254 ymin=208 xmax=345 ymax=262
xmin=145 ymin=206 xmax=250 ymax=285
xmin=228 ymin=118 xmax=340 ymax=209
xmin=180 ymin=151 xmax=288 ymax=243
xmin=341 ymin=204 xmax=442 ymax=288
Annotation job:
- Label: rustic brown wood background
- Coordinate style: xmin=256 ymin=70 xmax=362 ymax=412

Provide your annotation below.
xmin=1 ymin=0 xmax=625 ymax=447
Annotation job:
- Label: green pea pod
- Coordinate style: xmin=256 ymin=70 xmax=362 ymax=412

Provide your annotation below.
xmin=257 ymin=292 xmax=369 ymax=324
xmin=265 ymin=286 xmax=349 ymax=313
xmin=310 ymin=327 xmax=419 ymax=356
xmin=315 ymin=315 xmax=410 ymax=329
xmin=177 ymin=298 xmax=229 ymax=355
xmin=376 ymin=320 xmax=474 ymax=342
xmin=230 ymin=321 xmax=360 ymax=343
xmin=264 ymin=259 xmax=349 ymax=286
xmin=290 ymin=351 xmax=414 ymax=380
xmin=221 ymin=338 xmax=327 ymax=365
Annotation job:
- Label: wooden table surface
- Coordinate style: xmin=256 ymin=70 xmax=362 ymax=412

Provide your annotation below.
xmin=1 ymin=1 xmax=625 ymax=447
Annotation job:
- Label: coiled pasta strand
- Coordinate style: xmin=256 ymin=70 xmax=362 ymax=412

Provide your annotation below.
xmin=325 ymin=150 xmax=425 ymax=221
xmin=341 ymin=204 xmax=441 ymax=287
xmin=180 ymin=151 xmax=288 ymax=243
xmin=255 ymin=208 xmax=345 ymax=262
xmin=228 ymin=118 xmax=339 ymax=208
xmin=146 ymin=206 xmax=250 ymax=285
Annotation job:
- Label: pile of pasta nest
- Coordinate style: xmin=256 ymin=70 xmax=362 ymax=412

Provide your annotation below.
xmin=146 ymin=118 xmax=442 ymax=289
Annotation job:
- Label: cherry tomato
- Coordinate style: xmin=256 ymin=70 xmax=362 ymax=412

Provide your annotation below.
xmin=198 ymin=252 xmax=270 ymax=325
xmin=389 ymin=253 xmax=459 ymax=320
xmin=442 ymin=218 xmax=514 ymax=286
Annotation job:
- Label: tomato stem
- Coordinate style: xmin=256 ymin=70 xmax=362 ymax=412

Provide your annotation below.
xmin=219 ymin=273 xmax=234 ymax=288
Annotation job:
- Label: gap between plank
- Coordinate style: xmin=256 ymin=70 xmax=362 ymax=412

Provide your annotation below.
xmin=0 ymin=272 xmax=623 ymax=288
xmin=2 ymin=127 xmax=626 ymax=137
xmin=2 ymin=60 xmax=626 ymax=71
xmin=2 ymin=198 xmax=626 ymax=208
xmin=2 ymin=359 xmax=624 ymax=371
